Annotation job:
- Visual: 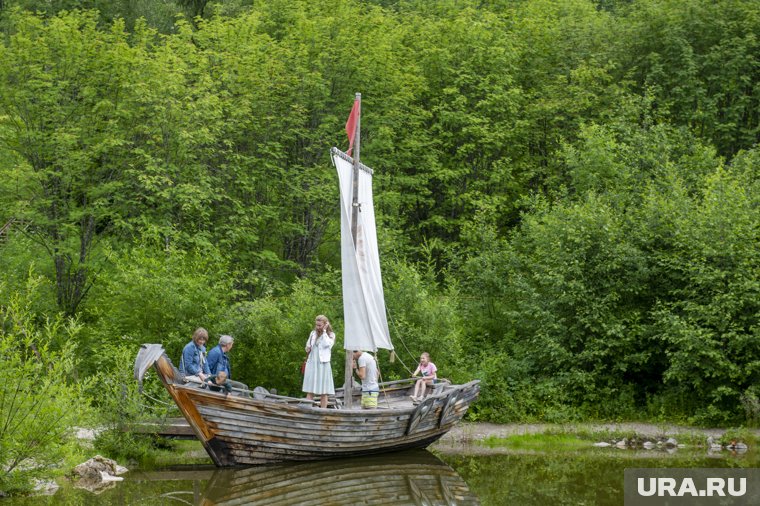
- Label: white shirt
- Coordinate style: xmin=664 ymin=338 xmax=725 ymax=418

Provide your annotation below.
xmin=357 ymin=352 xmax=379 ymax=392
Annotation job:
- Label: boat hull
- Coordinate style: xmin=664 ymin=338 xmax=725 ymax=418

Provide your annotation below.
xmin=171 ymin=377 xmax=480 ymax=465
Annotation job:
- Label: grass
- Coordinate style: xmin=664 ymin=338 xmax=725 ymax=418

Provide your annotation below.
xmin=137 ymin=439 xmax=211 ymax=468
xmin=719 ymin=428 xmax=760 ymax=447
xmin=482 ymin=433 xmax=590 ymax=450
xmin=477 ymin=423 xmax=760 ymax=451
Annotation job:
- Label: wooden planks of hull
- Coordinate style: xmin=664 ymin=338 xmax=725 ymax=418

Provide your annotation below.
xmin=177 ymin=384 xmax=477 ymax=464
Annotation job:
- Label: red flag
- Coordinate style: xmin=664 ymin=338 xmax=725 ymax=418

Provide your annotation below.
xmin=345 ymin=98 xmax=360 ymax=156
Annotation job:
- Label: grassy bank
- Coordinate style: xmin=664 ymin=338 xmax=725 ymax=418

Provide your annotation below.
xmin=437 ymin=422 xmax=760 ymax=452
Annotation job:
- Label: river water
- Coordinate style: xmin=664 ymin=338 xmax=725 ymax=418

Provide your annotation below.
xmin=4 ymin=444 xmax=758 ymax=505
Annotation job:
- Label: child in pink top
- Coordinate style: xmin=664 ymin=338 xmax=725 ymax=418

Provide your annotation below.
xmin=411 ymin=352 xmax=437 ymax=402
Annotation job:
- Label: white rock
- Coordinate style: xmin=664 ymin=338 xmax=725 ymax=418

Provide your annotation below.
xmin=593 ymin=442 xmax=611 ymax=447
xmin=73 ymin=455 xmax=127 ymax=478
xmin=99 ymin=471 xmax=124 ymax=482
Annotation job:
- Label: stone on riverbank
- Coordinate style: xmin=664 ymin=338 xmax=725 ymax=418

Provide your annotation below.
xmin=72 ymin=455 xmax=128 ymax=493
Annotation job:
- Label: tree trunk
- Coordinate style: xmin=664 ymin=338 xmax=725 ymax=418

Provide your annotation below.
xmin=54 ymin=215 xmax=95 ymax=316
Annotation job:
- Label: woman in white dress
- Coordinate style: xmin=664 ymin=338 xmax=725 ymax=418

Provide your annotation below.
xmin=302 ymin=315 xmax=335 ymax=408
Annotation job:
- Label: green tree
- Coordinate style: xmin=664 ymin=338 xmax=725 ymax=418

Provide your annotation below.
xmin=636 ymin=167 xmax=760 ymax=423
xmin=0 ymin=11 xmax=137 ymax=315
xmin=81 ymin=244 xmax=237 ymax=376
xmin=609 ymin=0 xmax=760 ymax=156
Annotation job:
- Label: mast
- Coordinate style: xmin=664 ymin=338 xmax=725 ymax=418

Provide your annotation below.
xmin=344 ymin=92 xmax=361 ymax=409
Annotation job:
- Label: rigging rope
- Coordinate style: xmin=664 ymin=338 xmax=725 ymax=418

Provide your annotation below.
xmin=140 ymin=390 xmax=174 ymax=407
xmin=372 ymin=351 xmax=392 ymax=408
xmin=386 ymin=309 xmax=417 ymax=376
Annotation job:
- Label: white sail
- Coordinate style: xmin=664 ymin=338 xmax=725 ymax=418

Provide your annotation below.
xmin=332 ymin=148 xmax=393 ymax=352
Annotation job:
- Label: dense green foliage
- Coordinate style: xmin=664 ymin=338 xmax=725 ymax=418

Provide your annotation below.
xmin=0 ymin=1 xmax=758 ymax=485
xmin=0 ymin=275 xmax=92 ymax=495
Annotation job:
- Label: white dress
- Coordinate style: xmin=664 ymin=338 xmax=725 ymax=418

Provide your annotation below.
xmin=301 ymin=331 xmax=335 ymax=395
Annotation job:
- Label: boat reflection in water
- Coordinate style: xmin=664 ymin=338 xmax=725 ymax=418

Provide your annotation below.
xmin=138 ymin=450 xmax=479 ymax=506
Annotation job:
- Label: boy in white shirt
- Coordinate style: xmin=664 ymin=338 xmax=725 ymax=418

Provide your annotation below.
xmin=352 ymin=350 xmax=379 ymax=409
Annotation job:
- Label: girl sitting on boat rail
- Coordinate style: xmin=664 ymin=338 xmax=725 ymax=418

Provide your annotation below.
xmin=410 ymin=352 xmax=437 ymax=403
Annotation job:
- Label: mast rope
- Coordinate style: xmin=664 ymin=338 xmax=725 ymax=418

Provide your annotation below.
xmin=372 ymin=351 xmax=392 ymax=408
xmin=386 ymin=309 xmax=417 ymax=377
xmin=140 ymin=390 xmax=174 ymax=408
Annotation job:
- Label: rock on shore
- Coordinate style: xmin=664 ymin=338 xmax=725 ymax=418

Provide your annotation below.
xmin=72 ymin=455 xmax=128 ymax=493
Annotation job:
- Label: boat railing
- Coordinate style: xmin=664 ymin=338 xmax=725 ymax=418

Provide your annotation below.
xmin=160 ymin=353 xmax=471 ymax=412
xmin=224 ymin=378 xmax=469 ymax=408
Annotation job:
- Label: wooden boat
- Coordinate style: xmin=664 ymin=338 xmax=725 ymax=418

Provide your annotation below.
xmin=134 ymin=450 xmax=480 ymax=505
xmin=134 ymin=95 xmax=480 ymax=466
xmin=135 ymin=344 xmax=479 ymax=465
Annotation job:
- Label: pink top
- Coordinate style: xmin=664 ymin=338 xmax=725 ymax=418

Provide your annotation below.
xmin=419 ymin=362 xmax=437 ymax=378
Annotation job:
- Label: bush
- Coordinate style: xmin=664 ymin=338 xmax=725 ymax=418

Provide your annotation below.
xmin=80 ymin=244 xmax=238 ymax=376
xmin=91 ymin=344 xmax=175 ymax=464
xmin=219 ymin=277 xmax=344 ymax=396
xmin=0 ymin=275 xmax=93 ymax=495
xmin=459 ymin=157 xmax=760 ymax=423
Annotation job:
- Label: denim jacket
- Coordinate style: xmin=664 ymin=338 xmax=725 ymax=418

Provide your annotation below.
xmin=207 ymin=344 xmax=231 ymax=378
xmin=180 ymin=341 xmax=210 ymax=376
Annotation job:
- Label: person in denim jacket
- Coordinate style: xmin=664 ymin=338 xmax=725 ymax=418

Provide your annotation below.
xmin=180 ymin=327 xmax=211 ymax=383
xmin=207 ymin=334 xmax=249 ymax=393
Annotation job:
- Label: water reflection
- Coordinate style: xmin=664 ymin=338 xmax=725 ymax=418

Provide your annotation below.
xmin=136 ymin=450 xmax=479 ymax=506
xmin=440 ymin=449 xmax=760 ymax=506
xmin=8 ymin=444 xmax=759 ymax=505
